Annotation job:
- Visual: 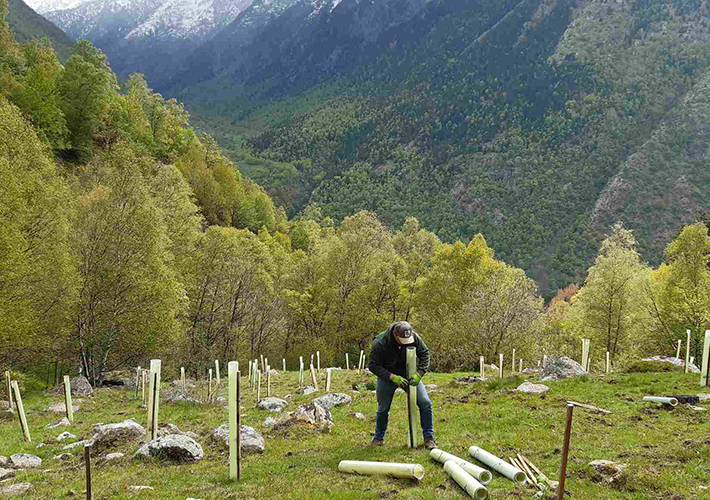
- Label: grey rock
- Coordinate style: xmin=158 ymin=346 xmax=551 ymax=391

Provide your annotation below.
xmin=263 ymin=417 xmax=276 ymax=427
xmin=55 ymin=376 xmax=93 ymax=397
xmin=353 ymin=412 xmax=366 ymax=420
xmin=541 ymin=356 xmax=586 ymax=382
xmin=0 ymin=468 xmax=15 ymax=480
xmin=53 ymin=454 xmax=72 ymax=461
xmin=56 ymin=431 xmax=77 ymax=442
xmin=35 ymin=443 xmax=45 ymax=449
xmin=257 ymin=397 xmax=288 ymax=412
xmin=10 ymin=453 xmax=42 ymax=468
xmin=129 ymin=486 xmax=154 ymax=491
xmin=312 ymin=393 xmax=352 ymax=410
xmin=211 ymin=424 xmax=265 ymax=454
xmin=589 ymin=460 xmax=626 ymax=484
xmin=302 ymin=386 xmax=317 ymax=395
xmin=46 ymin=418 xmax=71 ymax=429
xmin=104 ymin=453 xmax=124 ymax=461
xmin=156 ymin=423 xmax=189 ymax=438
xmin=170 ymin=379 xmax=197 ymax=390
xmin=92 ymin=419 xmax=145 ymax=449
xmin=697 ymin=393 xmax=710 ymax=401
xmin=216 ymin=396 xmax=226 ymax=404
xmin=0 ymin=483 xmax=34 ymax=496
xmin=455 ymin=376 xmax=483 ymax=384
xmin=164 ymin=391 xmax=200 ymax=404
xmin=135 ymin=434 xmax=203 ymax=462
xmin=273 ymin=402 xmax=334 ymax=433
xmin=641 ymin=356 xmax=700 ymax=373
xmin=63 ymin=439 xmax=94 ymax=450
xmin=45 ymin=402 xmax=80 ymax=414
xmin=514 ymin=381 xmax=550 ymax=394
xmin=0 ymin=457 xmax=7 ymax=466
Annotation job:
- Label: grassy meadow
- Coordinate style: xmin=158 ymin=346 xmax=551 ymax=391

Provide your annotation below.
xmin=1 ymin=367 xmax=709 ymax=499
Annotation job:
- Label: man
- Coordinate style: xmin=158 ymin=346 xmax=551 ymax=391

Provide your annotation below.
xmin=367 ymin=320 xmax=436 ymax=449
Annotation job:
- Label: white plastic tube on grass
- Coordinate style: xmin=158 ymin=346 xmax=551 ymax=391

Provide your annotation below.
xmin=643 ymin=396 xmax=678 ymax=406
xmin=444 ymin=460 xmax=489 ymax=499
xmin=468 ymin=446 xmax=526 ymax=484
xmin=338 ymin=460 xmax=424 ymax=480
xmin=430 ymin=449 xmax=492 ymax=485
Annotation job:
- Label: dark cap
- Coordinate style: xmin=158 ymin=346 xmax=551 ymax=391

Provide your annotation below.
xmin=392 ymin=321 xmax=414 ymax=345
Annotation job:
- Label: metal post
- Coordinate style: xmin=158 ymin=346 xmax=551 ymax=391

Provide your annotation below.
xmin=85 ymin=443 xmax=92 ymax=500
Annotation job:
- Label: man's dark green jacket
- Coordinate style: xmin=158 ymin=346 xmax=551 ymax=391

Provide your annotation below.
xmin=367 ymin=323 xmax=431 ymax=380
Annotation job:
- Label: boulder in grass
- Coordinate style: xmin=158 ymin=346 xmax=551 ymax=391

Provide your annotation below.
xmin=454 ymin=376 xmax=483 ymax=384
xmin=639 ymin=356 xmax=700 ymax=373
xmin=45 ymin=402 xmax=80 ymax=414
xmin=0 ymin=468 xmax=15 ymax=480
xmin=589 ymin=460 xmax=627 ymax=486
xmin=164 ymin=390 xmax=201 ymax=404
xmin=92 ymin=419 xmax=145 ymax=449
xmin=211 ymin=424 xmax=265 ymax=454
xmin=312 ymin=393 xmax=352 ymax=410
xmin=46 ymin=418 xmax=71 ymax=429
xmin=63 ymin=439 xmax=94 ymax=451
xmin=104 ymin=453 xmax=124 ymax=461
xmin=0 ymin=483 xmax=34 ymax=497
xmin=53 ymin=376 xmax=93 ymax=397
xmin=135 ymin=434 xmax=203 ymax=462
xmin=514 ymin=381 xmax=550 ymax=394
xmin=541 ymin=356 xmax=586 ymax=382
xmin=10 ymin=453 xmax=42 ymax=468
xmin=257 ymin=397 xmax=288 ymax=412
xmin=56 ymin=432 xmax=77 ymax=442
xmin=302 ymin=386 xmax=317 ymax=395
xmin=0 ymin=456 xmax=8 ymax=466
xmin=273 ymin=402 xmax=334 ymax=433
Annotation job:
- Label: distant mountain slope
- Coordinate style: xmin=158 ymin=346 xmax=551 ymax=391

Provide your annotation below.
xmin=43 ymin=0 xmax=253 ymax=85
xmin=173 ymin=0 xmax=710 ymax=298
xmin=6 ymin=0 xmax=73 ymax=61
xmin=24 ymin=0 xmax=87 ymax=14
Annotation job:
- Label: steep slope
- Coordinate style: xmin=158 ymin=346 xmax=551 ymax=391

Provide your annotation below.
xmin=24 ymin=0 xmax=88 ymax=14
xmin=43 ymin=0 xmax=252 ymax=85
xmin=6 ymin=0 xmax=73 ymax=61
xmin=175 ymin=0 xmax=710 ymax=298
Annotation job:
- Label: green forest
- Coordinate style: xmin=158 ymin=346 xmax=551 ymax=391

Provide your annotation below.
xmin=176 ymin=0 xmax=710 ymax=299
xmin=2 ymin=0 xmax=710 ymax=388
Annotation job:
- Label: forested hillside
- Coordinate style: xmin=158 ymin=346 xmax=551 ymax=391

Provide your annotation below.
xmin=5 ymin=0 xmax=72 ymax=60
xmin=4 ymin=0 xmax=710 ymax=390
xmin=167 ymin=0 xmax=710 ymax=298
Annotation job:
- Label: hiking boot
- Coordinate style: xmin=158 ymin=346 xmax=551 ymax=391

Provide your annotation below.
xmin=423 ymin=438 xmax=437 ymax=450
xmin=369 ymin=438 xmax=384 ymax=447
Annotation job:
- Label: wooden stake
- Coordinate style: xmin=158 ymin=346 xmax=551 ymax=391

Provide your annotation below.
xmin=686 ymin=330 xmax=691 ymax=373
xmin=606 ymin=351 xmax=610 ymax=374
xmin=135 ymin=366 xmax=141 ymax=399
xmin=267 ymin=366 xmax=271 ymax=397
xmin=12 ymin=381 xmax=30 ymax=442
xmin=517 ymin=453 xmax=538 ymax=487
xmin=519 ymin=359 xmax=523 ymax=373
xmin=283 ymin=358 xmax=286 ymax=372
xmin=63 ymin=375 xmax=74 ymax=423
xmin=317 ymin=351 xmax=321 ymax=372
xmin=480 ymin=356 xmax=485 ymax=379
xmin=256 ymin=370 xmax=261 ymax=403
xmin=237 ymin=370 xmax=241 ymax=480
xmin=181 ymin=367 xmax=186 ymax=393
xmin=208 ymin=369 xmax=213 ymax=403
xmin=325 ymin=368 xmax=332 ymax=393
xmin=345 ymin=353 xmax=350 ymax=370
xmin=248 ymin=361 xmax=252 ymax=384
xmin=557 ymin=404 xmax=574 ymax=500
xmin=567 ymin=400 xmax=612 ymax=414
xmin=512 ymin=349 xmax=516 ymax=373
xmin=4 ymin=371 xmax=12 ymax=407
xmin=260 ymin=355 xmax=265 ymax=373
xmin=151 ymin=372 xmax=158 ymax=440
xmin=499 ymin=353 xmax=503 ymax=378
xmin=701 ymin=329 xmax=710 ymax=387
xmin=299 ymin=357 xmax=304 ymax=388
xmin=677 ymin=339 xmax=682 ymax=359
xmin=141 ymin=370 xmax=147 ymax=406
xmin=587 ymin=358 xmax=591 ymax=372
xmin=358 ymin=350 xmax=364 ymax=373
xmin=215 ymin=360 xmax=221 ymax=385
xmin=310 ymin=364 xmax=319 ymax=390
xmin=84 ymin=443 xmax=92 ymax=500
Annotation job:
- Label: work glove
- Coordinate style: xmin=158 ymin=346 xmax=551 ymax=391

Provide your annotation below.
xmin=391 ymin=375 xmax=409 ymax=389
xmin=408 ymin=373 xmax=422 ymax=386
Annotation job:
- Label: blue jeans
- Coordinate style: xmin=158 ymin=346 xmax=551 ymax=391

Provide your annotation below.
xmin=374 ymin=377 xmax=434 ymax=440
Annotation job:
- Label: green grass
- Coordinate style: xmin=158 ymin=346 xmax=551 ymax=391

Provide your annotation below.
xmin=1 ymin=369 xmax=708 ymax=499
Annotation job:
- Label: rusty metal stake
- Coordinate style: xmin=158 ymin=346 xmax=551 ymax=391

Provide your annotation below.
xmin=557 ymin=403 xmax=574 ymax=500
